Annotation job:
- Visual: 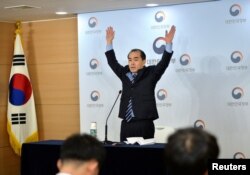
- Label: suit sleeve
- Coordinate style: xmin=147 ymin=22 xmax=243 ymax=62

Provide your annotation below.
xmin=105 ymin=49 xmax=124 ymax=79
xmin=153 ymin=50 xmax=173 ymax=81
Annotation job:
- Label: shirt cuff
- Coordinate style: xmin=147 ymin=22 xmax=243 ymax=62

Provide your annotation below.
xmin=106 ymin=44 xmax=113 ymax=51
xmin=165 ymin=43 xmax=173 ymax=53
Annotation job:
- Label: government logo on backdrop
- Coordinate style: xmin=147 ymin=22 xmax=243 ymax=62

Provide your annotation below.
xmin=87 ymin=90 xmax=103 ymax=108
xmin=233 ymin=152 xmax=246 ymax=159
xmin=226 ymin=51 xmax=247 ymax=71
xmin=155 ymin=11 xmax=165 ymax=22
xmin=225 ymin=3 xmax=246 ymax=24
xmin=176 ymin=53 xmax=195 ymax=73
xmin=232 ymin=87 xmax=244 ymax=100
xmin=90 ymin=90 xmax=100 ymax=101
xmin=86 ymin=58 xmax=102 ymax=75
xmin=230 ymin=4 xmax=242 ymax=16
xmin=227 ymin=87 xmax=248 ymax=107
xmin=180 ymin=54 xmax=191 ymax=66
xmin=89 ymin=58 xmax=99 ymax=69
xmin=153 ymin=37 xmax=166 ymax=54
xmin=231 ymin=51 xmax=243 ymax=63
xmin=151 ymin=11 xmax=169 ymax=30
xmin=156 ymin=89 xmax=172 ymax=107
xmin=194 ymin=120 xmax=205 ymax=129
xmin=88 ymin=17 xmax=98 ymax=28
xmin=85 ymin=17 xmax=101 ymax=34
xmin=157 ymin=89 xmax=167 ymax=101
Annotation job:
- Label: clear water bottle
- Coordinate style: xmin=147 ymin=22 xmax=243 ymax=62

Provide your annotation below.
xmin=90 ymin=122 xmax=97 ymax=138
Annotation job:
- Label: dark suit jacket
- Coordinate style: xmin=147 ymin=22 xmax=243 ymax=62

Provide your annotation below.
xmin=105 ymin=49 xmax=173 ymax=121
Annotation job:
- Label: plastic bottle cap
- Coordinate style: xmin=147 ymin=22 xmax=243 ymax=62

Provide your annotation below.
xmin=90 ymin=122 xmax=97 ymax=129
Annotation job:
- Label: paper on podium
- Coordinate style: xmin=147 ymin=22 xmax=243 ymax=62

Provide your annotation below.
xmin=125 ymin=137 xmax=155 ymax=145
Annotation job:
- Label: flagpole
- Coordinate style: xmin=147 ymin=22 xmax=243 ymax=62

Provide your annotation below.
xmin=15 ymin=21 xmax=21 ymax=35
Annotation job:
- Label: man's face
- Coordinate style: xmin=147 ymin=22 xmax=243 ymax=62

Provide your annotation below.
xmin=128 ymin=51 xmax=146 ymax=73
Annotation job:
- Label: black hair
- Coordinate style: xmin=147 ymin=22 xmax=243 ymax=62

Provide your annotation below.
xmin=127 ymin=49 xmax=146 ymax=60
xmin=165 ymin=128 xmax=219 ymax=175
xmin=60 ymin=133 xmax=106 ymax=168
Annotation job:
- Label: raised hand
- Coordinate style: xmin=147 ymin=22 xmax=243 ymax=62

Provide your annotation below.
xmin=106 ymin=26 xmax=115 ymax=45
xmin=164 ymin=25 xmax=176 ymax=44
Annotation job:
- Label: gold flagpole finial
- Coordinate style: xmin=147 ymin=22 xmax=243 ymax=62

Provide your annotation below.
xmin=15 ymin=21 xmax=22 ymax=35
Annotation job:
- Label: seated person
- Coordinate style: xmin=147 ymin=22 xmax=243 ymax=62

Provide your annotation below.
xmin=164 ymin=127 xmax=219 ymax=175
xmin=56 ymin=133 xmax=106 ymax=175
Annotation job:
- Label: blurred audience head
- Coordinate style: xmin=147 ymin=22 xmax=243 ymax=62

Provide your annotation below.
xmin=57 ymin=133 xmax=106 ymax=175
xmin=165 ymin=127 xmax=219 ymax=175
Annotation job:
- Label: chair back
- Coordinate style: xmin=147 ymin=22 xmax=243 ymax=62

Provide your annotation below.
xmin=154 ymin=125 xmax=175 ymax=143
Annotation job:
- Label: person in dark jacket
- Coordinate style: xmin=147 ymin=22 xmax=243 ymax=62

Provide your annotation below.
xmin=105 ymin=25 xmax=176 ymax=141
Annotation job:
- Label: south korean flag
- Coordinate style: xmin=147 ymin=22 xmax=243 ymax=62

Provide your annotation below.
xmin=7 ymin=30 xmax=39 ymax=156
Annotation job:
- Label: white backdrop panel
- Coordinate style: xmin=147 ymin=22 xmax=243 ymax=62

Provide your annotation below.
xmin=78 ymin=0 xmax=250 ymax=158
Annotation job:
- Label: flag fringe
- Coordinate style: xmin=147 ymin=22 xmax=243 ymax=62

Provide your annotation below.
xmin=7 ymin=121 xmax=39 ymax=156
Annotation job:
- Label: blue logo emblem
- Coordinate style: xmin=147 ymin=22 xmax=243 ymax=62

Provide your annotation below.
xmin=231 ymin=51 xmax=243 ymax=63
xmin=155 ymin=11 xmax=165 ymax=22
xmin=90 ymin=91 xmax=100 ymax=101
xmin=88 ymin=17 xmax=98 ymax=28
xmin=180 ymin=54 xmax=191 ymax=66
xmin=232 ymin=87 xmax=244 ymax=100
xmin=230 ymin=4 xmax=241 ymax=16
xmin=89 ymin=59 xmax=99 ymax=69
xmin=157 ymin=89 xmax=167 ymax=100
xmin=153 ymin=37 xmax=166 ymax=54
xmin=194 ymin=120 xmax=205 ymax=129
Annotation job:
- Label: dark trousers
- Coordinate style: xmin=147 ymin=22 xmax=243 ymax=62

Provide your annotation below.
xmin=120 ymin=119 xmax=155 ymax=142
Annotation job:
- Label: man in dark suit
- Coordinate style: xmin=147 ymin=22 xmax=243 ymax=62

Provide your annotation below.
xmin=105 ymin=25 xmax=176 ymax=141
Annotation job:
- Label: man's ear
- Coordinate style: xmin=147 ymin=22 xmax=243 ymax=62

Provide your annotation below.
xmin=86 ymin=160 xmax=98 ymax=172
xmin=57 ymin=159 xmax=62 ymax=170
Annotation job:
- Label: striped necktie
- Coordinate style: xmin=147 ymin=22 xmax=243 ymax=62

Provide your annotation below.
xmin=125 ymin=73 xmax=137 ymax=122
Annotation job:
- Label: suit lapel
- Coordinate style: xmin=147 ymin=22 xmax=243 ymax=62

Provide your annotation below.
xmin=134 ymin=67 xmax=146 ymax=83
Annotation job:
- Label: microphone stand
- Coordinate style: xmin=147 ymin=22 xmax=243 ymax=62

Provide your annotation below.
xmin=103 ymin=90 xmax=122 ymax=144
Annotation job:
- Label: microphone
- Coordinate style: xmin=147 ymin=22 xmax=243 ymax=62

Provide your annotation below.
xmin=103 ymin=90 xmax=122 ymax=144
